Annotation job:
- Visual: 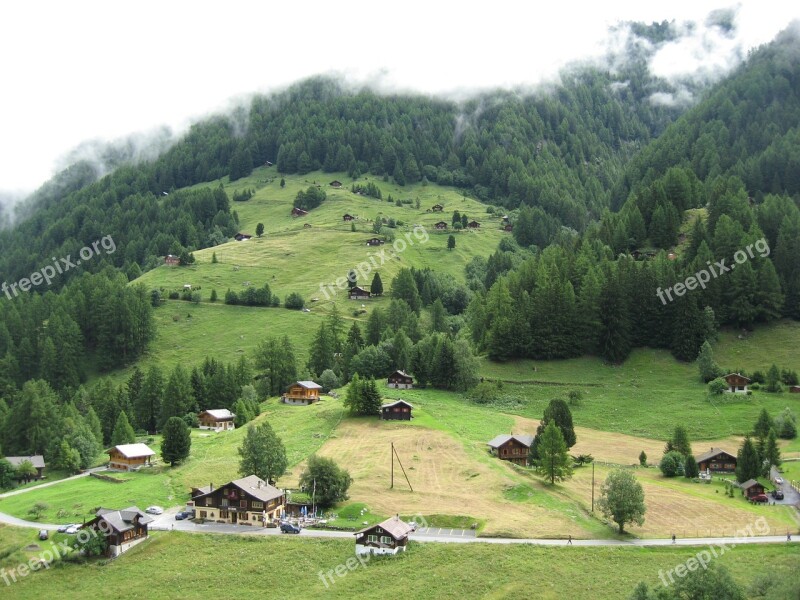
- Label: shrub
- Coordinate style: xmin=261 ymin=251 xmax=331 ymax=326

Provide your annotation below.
xmin=659 ymin=451 xmax=685 ymax=477
xmin=284 ymin=292 xmax=305 ymax=310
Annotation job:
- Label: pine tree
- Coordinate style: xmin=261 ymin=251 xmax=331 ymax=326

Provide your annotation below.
xmin=111 ymin=411 xmax=136 ymax=446
xmin=391 ymin=269 xmax=422 ymax=314
xmin=765 ymin=364 xmax=782 ymax=392
xmin=256 ymin=223 xmax=265 ymax=237
xmin=161 ymin=417 xmax=191 ymax=466
xmin=534 ymin=422 xmax=573 ymax=484
xmin=735 ymin=437 xmax=760 ymax=483
xmin=210 ymin=289 xmax=218 ymax=302
xmin=597 ymin=272 xmax=631 ymax=364
xmin=670 ymin=425 xmax=692 ymax=456
xmin=307 ymin=323 xmax=334 ymax=377
xmin=684 ymin=455 xmax=699 ymax=478
xmin=370 ymin=272 xmax=383 ymax=296
xmin=697 ymin=341 xmax=722 ymax=382
xmin=755 ymin=260 xmax=784 ymax=321
xmin=753 ymin=408 xmax=774 ymax=440
xmin=764 ymin=428 xmax=781 ymax=469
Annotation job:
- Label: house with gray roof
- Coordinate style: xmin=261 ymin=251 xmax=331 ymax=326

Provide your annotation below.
xmin=487 ymin=434 xmax=535 ymax=466
xmin=81 ymin=506 xmax=154 ymax=557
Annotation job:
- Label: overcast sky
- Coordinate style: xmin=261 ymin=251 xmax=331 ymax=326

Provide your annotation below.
xmin=0 ymin=0 xmax=798 ymax=195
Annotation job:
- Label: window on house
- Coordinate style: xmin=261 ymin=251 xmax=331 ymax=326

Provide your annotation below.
xmin=240 ymin=500 xmax=247 ymax=508
xmin=367 ymin=535 xmax=378 ymax=543
xmin=199 ymin=511 xmax=207 ymax=519
xmin=220 ymin=510 xmax=229 ymax=519
xmin=221 ymin=499 xmax=229 ymax=507
xmin=252 ymin=501 xmax=263 ymax=509
xmin=380 ymin=536 xmax=393 ymax=545
xmin=205 ymin=498 xmax=214 ymax=507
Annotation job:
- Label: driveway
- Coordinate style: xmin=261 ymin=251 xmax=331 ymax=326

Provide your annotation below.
xmin=771 ymin=466 xmax=800 ymax=506
xmin=0 ymin=467 xmax=107 ymax=499
xmin=415 ymin=527 xmax=477 ymax=539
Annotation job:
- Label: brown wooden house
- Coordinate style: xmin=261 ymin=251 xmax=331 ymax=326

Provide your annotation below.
xmin=5 ymin=455 xmax=45 ymax=482
xmin=190 ymin=475 xmax=286 ymax=525
xmin=107 ymin=443 xmax=155 ymax=471
xmin=387 ymin=370 xmax=413 ymax=389
xmin=741 ymin=479 xmax=765 ymax=499
xmin=349 ymin=286 xmax=371 ymax=300
xmin=434 ymin=221 xmax=448 ymax=230
xmin=366 ymin=238 xmax=384 ymax=246
xmin=789 ymin=385 xmax=800 ymax=393
xmin=330 ymin=180 xmax=343 ymax=188
xmin=503 ymin=224 xmax=513 ymax=232
xmin=164 ymin=254 xmax=180 ymax=266
xmin=282 ymin=381 xmax=323 ymax=405
xmin=355 ymin=516 xmax=413 ymax=555
xmin=198 ymin=409 xmax=237 ymax=431
xmin=381 ymin=400 xmax=413 ymax=421
xmin=234 ymin=233 xmax=252 ymax=241
xmin=81 ymin=507 xmax=154 ymax=557
xmin=724 ymin=373 xmax=750 ymax=393
xmin=695 ymin=447 xmax=737 ymax=473
xmin=343 ymin=214 xmax=354 ymax=221
xmin=487 ymin=434 xmax=534 ymax=466
xmin=291 ymin=207 xmax=309 ymax=218
xmin=467 ymin=220 xmax=480 ymax=229
xmin=431 ymin=204 xmax=444 ymax=212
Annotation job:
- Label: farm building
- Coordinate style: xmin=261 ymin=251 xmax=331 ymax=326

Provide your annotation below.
xmin=741 ymin=479 xmax=765 ymax=499
xmin=107 ymin=443 xmax=156 ymax=472
xmin=81 ymin=507 xmax=154 ymax=557
xmin=291 ymin=207 xmax=309 ymax=218
xmin=198 ymin=409 xmax=237 ymax=431
xmin=387 ymin=370 xmax=413 ymax=389
xmin=304 ymin=223 xmax=312 ymax=228
xmin=234 ymin=233 xmax=252 ymax=241
xmin=366 ymin=237 xmax=384 ymax=246
xmin=503 ymin=224 xmax=513 ymax=232
xmin=431 ymin=204 xmax=444 ymax=212
xmin=695 ymin=448 xmax=737 ymax=473
xmin=467 ymin=220 xmax=480 ymax=229
xmin=164 ymin=254 xmax=180 ymax=266
xmin=434 ymin=221 xmax=448 ymax=230
xmin=355 ymin=516 xmax=413 ymax=556
xmin=790 ymin=385 xmax=800 ymax=393
xmin=330 ymin=180 xmax=342 ymax=188
xmin=723 ymin=373 xmax=750 ymax=393
xmin=5 ymin=455 xmax=45 ymax=481
xmin=190 ymin=475 xmax=285 ymax=525
xmin=487 ymin=434 xmax=534 ymax=466
xmin=381 ymin=400 xmax=413 ymax=421
xmin=349 ymin=286 xmax=371 ymax=300
xmin=282 ymin=381 xmax=323 ymax=405
xmin=343 ymin=214 xmax=354 ymax=221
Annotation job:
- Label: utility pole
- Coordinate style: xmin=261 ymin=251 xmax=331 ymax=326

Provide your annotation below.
xmin=391 ymin=442 xmax=394 ymax=489
xmin=591 ymin=462 xmax=595 ymax=512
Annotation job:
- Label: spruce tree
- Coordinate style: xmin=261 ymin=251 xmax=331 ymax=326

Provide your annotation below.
xmin=111 ymin=411 xmax=136 ymax=446
xmin=161 ymin=417 xmax=191 ymax=467
xmin=370 ymin=272 xmax=383 ymax=296
xmin=697 ymin=341 xmax=721 ymax=382
xmin=534 ymin=422 xmax=573 ymax=483
xmin=735 ymin=437 xmax=760 ymax=483
xmin=764 ymin=428 xmax=781 ymax=469
xmin=670 ymin=425 xmax=692 ymax=457
xmin=684 ymin=455 xmax=699 ymax=478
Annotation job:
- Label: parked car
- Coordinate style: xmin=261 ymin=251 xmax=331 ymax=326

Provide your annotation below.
xmin=57 ymin=524 xmax=78 ymax=533
xmin=145 ymin=506 xmax=164 ymax=515
xmin=774 ymin=477 xmax=784 ymax=485
xmin=38 ymin=530 xmax=49 ymax=540
xmin=175 ymin=511 xmax=193 ymax=520
xmin=772 ymin=489 xmax=785 ymax=500
xmin=65 ymin=525 xmax=81 ymax=534
xmin=751 ymin=493 xmax=770 ymax=503
xmin=280 ymin=522 xmax=301 ymax=534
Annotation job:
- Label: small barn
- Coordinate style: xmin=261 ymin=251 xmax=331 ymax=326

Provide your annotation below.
xmin=5 ymin=455 xmax=46 ymax=482
xmin=487 ymin=434 xmax=534 ymax=466
xmin=366 ymin=238 xmax=384 ymax=246
xmin=282 ymin=381 xmax=323 ymax=405
xmin=467 ymin=221 xmax=480 ymax=229
xmin=741 ymin=479 xmax=765 ymax=499
xmin=381 ymin=400 xmax=413 ymax=421
xmin=387 ymin=370 xmax=413 ymax=389
xmin=198 ymin=409 xmax=237 ymax=431
xmin=503 ymin=224 xmax=513 ymax=232
xmin=789 ymin=385 xmax=800 ymax=393
xmin=349 ymin=286 xmax=371 ymax=300
xmin=164 ymin=254 xmax=180 ymax=266
xmin=434 ymin=221 xmax=448 ymax=230
xmin=431 ymin=204 xmax=444 ymax=212
xmin=303 ymin=223 xmax=312 ymax=228
xmin=695 ymin=447 xmax=737 ymax=473
xmin=81 ymin=507 xmax=154 ymax=557
xmin=330 ymin=180 xmax=343 ymax=188
xmin=724 ymin=373 xmax=750 ymax=393
xmin=291 ymin=207 xmax=309 ymax=218
xmin=354 ymin=516 xmax=413 ymax=555
xmin=107 ymin=443 xmax=156 ymax=472
xmin=343 ymin=214 xmax=354 ymax=221
xmin=234 ymin=233 xmax=252 ymax=241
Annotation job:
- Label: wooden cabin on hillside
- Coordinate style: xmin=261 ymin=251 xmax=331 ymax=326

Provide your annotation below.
xmin=467 ymin=220 xmax=480 ymax=229
xmin=107 ymin=444 xmax=155 ymax=472
xmin=741 ymin=479 xmax=765 ymax=499
xmin=5 ymin=455 xmax=45 ymax=481
xmin=355 ymin=516 xmax=413 ymax=555
xmin=431 ymin=204 xmax=444 ymax=212
xmin=198 ymin=409 xmax=237 ymax=431
xmin=434 ymin=221 xmax=448 ymax=230
xmin=282 ymin=381 xmax=323 ymax=405
xmin=343 ymin=214 xmax=354 ymax=221
xmin=387 ymin=370 xmax=413 ymax=389
xmin=366 ymin=238 xmax=384 ymax=246
xmin=349 ymin=286 xmax=371 ymax=300
xmin=487 ymin=434 xmax=534 ymax=466
xmin=291 ymin=207 xmax=309 ymax=218
xmin=381 ymin=400 xmax=413 ymax=421
xmin=164 ymin=254 xmax=180 ymax=266
xmin=724 ymin=373 xmax=750 ymax=393
xmin=695 ymin=447 xmax=737 ymax=473
xmin=81 ymin=507 xmax=153 ymax=557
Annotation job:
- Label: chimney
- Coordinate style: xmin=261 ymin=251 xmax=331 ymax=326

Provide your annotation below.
xmin=210 ymin=482 xmax=214 ymax=492
xmin=258 ymin=480 xmax=262 ymax=489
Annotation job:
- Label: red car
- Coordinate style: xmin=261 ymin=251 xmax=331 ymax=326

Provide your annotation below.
xmin=751 ymin=493 xmax=769 ymax=503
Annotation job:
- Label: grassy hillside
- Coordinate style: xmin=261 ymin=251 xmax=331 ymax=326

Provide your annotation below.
xmin=2 ymin=528 xmax=798 ymax=600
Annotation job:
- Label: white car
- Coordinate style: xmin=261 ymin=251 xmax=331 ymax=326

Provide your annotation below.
xmin=145 ymin=506 xmax=164 ymax=515
xmin=57 ymin=523 xmax=78 ymax=533
xmin=774 ymin=477 xmax=784 ymax=485
xmin=64 ymin=525 xmax=81 ymax=535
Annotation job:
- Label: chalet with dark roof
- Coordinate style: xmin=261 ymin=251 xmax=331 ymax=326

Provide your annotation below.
xmin=366 ymin=237 xmax=384 ymax=246
xmin=5 ymin=455 xmax=45 ymax=482
xmin=503 ymin=224 xmax=513 ymax=232
xmin=381 ymin=400 xmax=413 ymax=421
xmin=282 ymin=381 xmax=323 ymax=405
xmin=741 ymin=479 xmax=765 ymax=499
xmin=387 ymin=370 xmax=413 ymax=389
xmin=724 ymin=373 xmax=750 ymax=393
xmin=431 ymin=204 xmax=444 ymax=212
xmin=81 ymin=506 xmax=153 ymax=557
xmin=164 ymin=254 xmax=180 ymax=266
xmin=343 ymin=214 xmax=354 ymax=221
xmin=330 ymin=180 xmax=343 ymax=188
xmin=349 ymin=286 xmax=371 ymax=300
xmin=291 ymin=207 xmax=309 ymax=218
xmin=487 ymin=434 xmax=534 ymax=466
xmin=695 ymin=447 xmax=737 ymax=473
xmin=190 ymin=475 xmax=286 ymax=525
xmin=355 ymin=516 xmax=413 ymax=555
xmin=467 ymin=220 xmax=480 ymax=229
xmin=434 ymin=221 xmax=448 ymax=230
xmin=234 ymin=233 xmax=252 ymax=241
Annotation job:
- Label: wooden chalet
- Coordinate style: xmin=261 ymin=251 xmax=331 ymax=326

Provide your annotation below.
xmin=741 ymin=479 xmax=765 ymax=499
xmin=434 ymin=221 xmax=448 ymax=230
xmin=695 ymin=447 xmax=737 ymax=473
xmin=467 ymin=220 xmax=480 ymax=229
xmin=5 ymin=455 xmax=45 ymax=482
xmin=190 ymin=475 xmax=285 ymax=525
xmin=282 ymin=381 xmax=323 ymax=405
xmin=349 ymin=286 xmax=371 ymax=300
xmin=234 ymin=232 xmax=252 ymax=241
xmin=789 ymin=385 xmax=800 ymax=393
xmin=381 ymin=400 xmax=413 ymax=421
xmin=107 ymin=443 xmax=155 ymax=472
xmin=164 ymin=254 xmax=180 ymax=266
xmin=724 ymin=373 xmax=750 ymax=393
xmin=431 ymin=204 xmax=444 ymax=212
xmin=487 ymin=434 xmax=534 ymax=466
xmin=303 ymin=223 xmax=312 ymax=228
xmin=366 ymin=237 xmax=385 ymax=246
xmin=291 ymin=207 xmax=309 ymax=218
xmin=198 ymin=409 xmax=236 ymax=431
xmin=330 ymin=180 xmax=343 ymax=188
xmin=343 ymin=214 xmax=354 ymax=221
xmin=81 ymin=507 xmax=153 ymax=557
xmin=387 ymin=370 xmax=413 ymax=389
xmin=355 ymin=516 xmax=413 ymax=555
xmin=503 ymin=224 xmax=513 ymax=232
